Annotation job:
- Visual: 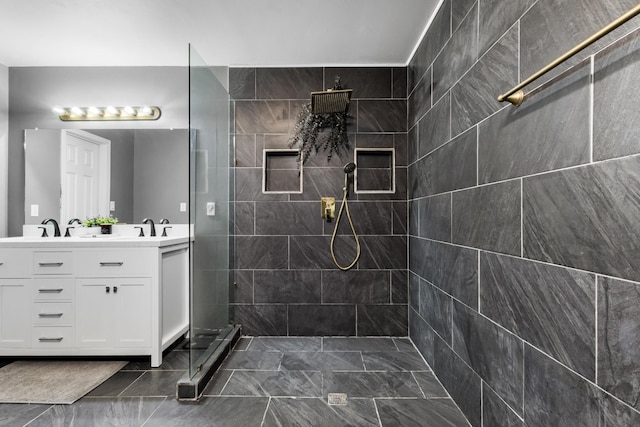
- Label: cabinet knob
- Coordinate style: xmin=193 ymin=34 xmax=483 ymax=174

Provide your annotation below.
xmin=113 ymin=286 xmax=118 ymax=294
xmin=105 ymin=286 xmax=110 ymax=293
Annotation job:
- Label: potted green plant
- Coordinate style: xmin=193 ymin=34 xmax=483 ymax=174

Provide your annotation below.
xmin=83 ymin=215 xmax=118 ymax=234
xmin=289 ymin=77 xmax=352 ymax=166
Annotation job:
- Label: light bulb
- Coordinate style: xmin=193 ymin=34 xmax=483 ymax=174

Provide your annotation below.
xmin=122 ymin=106 xmax=135 ymax=116
xmin=87 ymin=106 xmax=102 ymax=117
xmin=51 ymin=106 xmax=66 ymax=116
xmin=105 ymin=106 xmax=119 ymax=116
xmin=70 ymin=106 xmax=85 ymax=116
xmin=139 ymin=105 xmax=153 ymax=116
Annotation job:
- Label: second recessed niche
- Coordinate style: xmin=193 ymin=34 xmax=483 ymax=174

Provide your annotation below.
xmin=354 ymin=148 xmax=395 ymax=194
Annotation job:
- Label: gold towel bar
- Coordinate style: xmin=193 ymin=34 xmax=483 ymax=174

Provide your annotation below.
xmin=498 ymin=3 xmax=640 ymax=106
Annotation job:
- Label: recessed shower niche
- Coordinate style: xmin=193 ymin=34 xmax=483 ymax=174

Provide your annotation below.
xmin=354 ymin=148 xmax=395 ymax=194
xmin=262 ymin=149 xmax=303 ymax=193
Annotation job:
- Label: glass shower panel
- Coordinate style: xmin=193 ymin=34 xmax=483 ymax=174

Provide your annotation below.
xmin=188 ymin=45 xmax=232 ymax=378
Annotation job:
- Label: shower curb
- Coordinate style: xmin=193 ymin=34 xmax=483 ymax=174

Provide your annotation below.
xmin=175 ymin=324 xmax=242 ymax=401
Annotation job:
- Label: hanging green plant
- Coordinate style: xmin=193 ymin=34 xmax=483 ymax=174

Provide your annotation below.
xmin=289 ymin=77 xmax=352 ymax=166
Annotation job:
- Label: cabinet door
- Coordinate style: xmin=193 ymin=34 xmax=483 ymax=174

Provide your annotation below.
xmin=75 ymin=279 xmax=114 ymax=347
xmin=76 ymin=278 xmax=151 ymax=349
xmin=0 ymin=279 xmax=31 ymax=348
xmin=113 ymin=278 xmax=151 ymax=348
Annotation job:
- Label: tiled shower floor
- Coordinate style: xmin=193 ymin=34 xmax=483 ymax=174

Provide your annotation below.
xmin=0 ymin=337 xmax=470 ymax=426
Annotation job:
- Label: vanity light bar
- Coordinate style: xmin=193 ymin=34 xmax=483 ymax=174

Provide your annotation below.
xmin=52 ymin=105 xmax=161 ymax=121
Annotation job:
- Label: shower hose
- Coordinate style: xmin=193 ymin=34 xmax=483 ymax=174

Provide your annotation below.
xmin=330 ymin=173 xmax=361 ymax=271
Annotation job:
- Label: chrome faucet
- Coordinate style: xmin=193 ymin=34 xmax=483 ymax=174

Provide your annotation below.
xmin=64 ymin=218 xmax=82 ymax=237
xmin=41 ymin=218 xmax=61 ymax=237
xmin=159 ymin=218 xmax=170 ymax=224
xmin=142 ymin=218 xmax=156 ymax=237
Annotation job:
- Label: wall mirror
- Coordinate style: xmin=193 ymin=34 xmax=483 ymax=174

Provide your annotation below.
xmin=24 ymin=128 xmax=189 ymax=226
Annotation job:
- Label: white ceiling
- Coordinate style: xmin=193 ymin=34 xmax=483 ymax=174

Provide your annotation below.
xmin=0 ymin=0 xmax=440 ymax=68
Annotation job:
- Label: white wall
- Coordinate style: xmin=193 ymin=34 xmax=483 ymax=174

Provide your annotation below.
xmin=0 ymin=64 xmax=7 ymax=237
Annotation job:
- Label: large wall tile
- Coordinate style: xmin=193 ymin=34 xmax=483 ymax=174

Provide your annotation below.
xmin=391 ymin=270 xmax=408 ymax=304
xmin=523 ymin=156 xmax=640 ymax=282
xmin=289 ymin=167 xmax=345 ymax=202
xmin=234 ymin=202 xmax=254 ymax=235
xmin=392 ymin=67 xmax=407 ymax=99
xmin=357 ymin=305 xmax=408 ymax=336
xmin=409 ymin=67 xmax=432 ymax=128
xmin=255 ymin=201 xmax=321 ymax=235
xmin=480 ymin=253 xmax=595 ymax=378
xmin=409 ymin=237 xmax=478 ymax=308
xmin=417 ymin=193 xmax=451 ymax=242
xmin=357 ymin=100 xmax=407 ymax=132
xmin=598 ymin=276 xmax=640 ymax=410
xmin=417 ymin=93 xmax=450 ymax=158
xmin=230 ymin=67 xmax=256 ymax=100
xmin=478 ymin=61 xmax=590 ymax=184
xmin=453 ymin=0 xmax=477 ymax=31
xmin=290 ymin=236 xmax=339 ymax=270
xmin=478 ymin=0 xmax=534 ymax=56
xmin=410 ymin=308 xmax=435 ymax=366
xmin=433 ymin=2 xmax=478 ymax=101
xmin=408 ymin=124 xmax=418 ymax=165
xmin=322 ymin=270 xmax=390 ymax=304
xmin=418 ymin=277 xmax=452 ymax=344
xmin=332 ymin=202 xmax=392 ymax=236
xmin=452 ymin=179 xmax=521 ymax=256
xmin=235 ymin=100 xmax=290 ymax=134
xmin=256 ymin=68 xmax=322 ymax=100
xmin=233 ymin=270 xmax=254 ymax=304
xmin=288 ymin=305 xmax=356 ymax=336
xmin=410 ymin=127 xmax=477 ymax=199
xmin=408 ymin=0 xmax=451 ymax=93
xmin=235 ymin=305 xmax=288 ymax=335
xmin=453 ymin=302 xmax=524 ymax=414
xmin=392 ymin=202 xmax=407 ymax=235
xmin=520 ymin=0 xmax=640 ymax=78
xmin=482 ymin=383 xmax=525 ymax=427
xmin=594 ymin=27 xmax=640 ymax=161
xmin=435 ymin=336 xmax=482 ymax=427
xmin=409 ymin=272 xmax=420 ymax=312
xmin=235 ymin=134 xmax=256 ymax=167
xmin=359 ymin=236 xmax=407 ymax=270
xmin=254 ymin=270 xmax=321 ymax=304
xmin=236 ymin=236 xmax=288 ymax=270
xmin=452 ymin=25 xmax=519 ymax=137
xmin=524 ymin=344 xmax=640 ymax=427
xmin=325 ymin=67 xmax=392 ymax=99
xmin=235 ymin=168 xmax=288 ymax=202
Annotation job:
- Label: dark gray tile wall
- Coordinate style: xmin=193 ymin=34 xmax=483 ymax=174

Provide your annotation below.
xmin=408 ymin=1 xmax=640 ymax=425
xmin=231 ymin=67 xmax=407 ymax=337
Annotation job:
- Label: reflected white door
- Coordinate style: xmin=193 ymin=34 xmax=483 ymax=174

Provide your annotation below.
xmin=60 ymin=130 xmax=110 ymax=223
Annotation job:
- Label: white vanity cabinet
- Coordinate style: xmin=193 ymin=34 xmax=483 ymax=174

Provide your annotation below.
xmin=0 ymin=237 xmax=189 ymax=367
xmin=0 ymin=250 xmax=31 ymax=348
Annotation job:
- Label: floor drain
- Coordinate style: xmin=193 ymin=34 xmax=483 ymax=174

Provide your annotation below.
xmin=327 ymin=393 xmax=348 ymax=405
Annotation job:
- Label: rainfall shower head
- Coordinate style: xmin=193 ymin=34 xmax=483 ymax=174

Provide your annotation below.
xmin=310 ymin=88 xmax=353 ymax=114
xmin=344 ymin=162 xmax=356 ymax=174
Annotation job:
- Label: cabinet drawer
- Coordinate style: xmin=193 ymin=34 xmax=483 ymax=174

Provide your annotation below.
xmin=32 ymin=251 xmax=73 ymax=275
xmin=33 ymin=278 xmax=74 ymax=301
xmin=32 ymin=326 xmax=73 ymax=348
xmin=0 ymin=249 xmax=30 ymax=278
xmin=32 ymin=302 xmax=73 ymax=325
xmin=75 ymin=249 xmax=155 ymax=277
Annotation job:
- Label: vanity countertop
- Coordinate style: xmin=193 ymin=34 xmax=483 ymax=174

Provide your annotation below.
xmin=0 ymin=235 xmax=190 ymax=248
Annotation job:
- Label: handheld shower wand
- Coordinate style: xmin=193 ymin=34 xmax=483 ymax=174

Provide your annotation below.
xmin=330 ymin=162 xmax=361 ymax=271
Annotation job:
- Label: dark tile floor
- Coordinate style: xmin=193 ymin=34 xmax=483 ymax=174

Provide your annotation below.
xmin=0 ymin=337 xmax=470 ymax=426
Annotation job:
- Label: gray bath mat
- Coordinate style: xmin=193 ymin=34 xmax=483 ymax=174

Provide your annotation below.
xmin=0 ymin=360 xmax=127 ymax=404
